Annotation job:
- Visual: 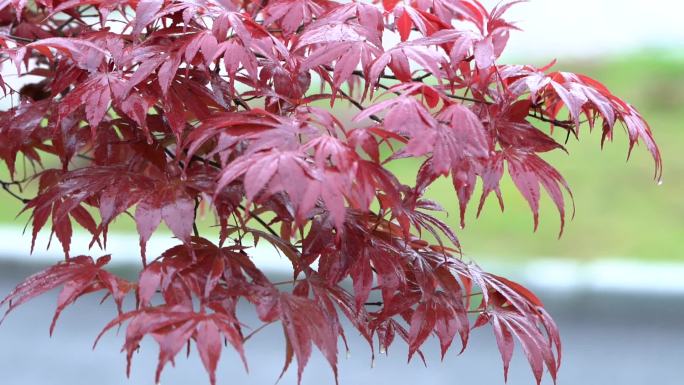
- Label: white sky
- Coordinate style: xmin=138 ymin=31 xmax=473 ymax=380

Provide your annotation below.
xmin=481 ymin=0 xmax=684 ymax=59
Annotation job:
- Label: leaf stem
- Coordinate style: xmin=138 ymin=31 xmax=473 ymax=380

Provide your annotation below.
xmin=244 ymin=322 xmax=274 ymax=341
xmin=335 ymin=88 xmax=383 ymax=124
xmin=238 ymin=204 xmax=280 ymax=239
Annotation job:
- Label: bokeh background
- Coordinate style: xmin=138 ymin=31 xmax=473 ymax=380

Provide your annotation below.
xmin=1 ymin=1 xmax=683 ymax=384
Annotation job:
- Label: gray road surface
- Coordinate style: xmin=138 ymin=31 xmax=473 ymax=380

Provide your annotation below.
xmin=0 ymin=261 xmax=682 ymax=385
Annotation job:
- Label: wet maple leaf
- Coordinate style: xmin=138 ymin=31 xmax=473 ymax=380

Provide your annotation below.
xmin=0 ymin=255 xmax=131 ymax=335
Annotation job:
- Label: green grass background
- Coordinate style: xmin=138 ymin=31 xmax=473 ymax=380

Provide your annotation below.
xmin=449 ymin=52 xmax=683 ymax=262
xmin=1 ymin=51 xmax=682 ymax=262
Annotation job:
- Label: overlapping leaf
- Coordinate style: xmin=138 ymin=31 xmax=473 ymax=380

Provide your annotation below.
xmin=0 ymin=255 xmax=131 ymax=334
xmin=97 ymin=305 xmax=246 ymax=385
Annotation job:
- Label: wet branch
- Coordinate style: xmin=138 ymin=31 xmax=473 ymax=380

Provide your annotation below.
xmin=0 ymin=180 xmax=30 ymax=204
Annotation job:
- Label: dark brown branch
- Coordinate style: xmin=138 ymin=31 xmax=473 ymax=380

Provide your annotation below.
xmin=444 ymin=93 xmax=577 ymax=132
xmin=0 ymin=180 xmax=30 ymax=204
xmin=345 ymin=68 xmax=578 ymax=133
xmin=0 ymin=34 xmax=34 ymax=43
xmin=193 ymin=198 xmax=201 ymax=238
xmin=360 ymin=70 xmax=432 ymax=83
xmin=54 ymin=5 xmax=95 ymax=33
xmin=232 ymin=96 xmax=251 ymax=111
xmin=528 ymin=111 xmax=579 ymax=133
xmin=164 ymin=148 xmax=283 ymax=246
xmin=335 ymin=88 xmax=382 ymax=124
xmin=238 ymin=203 xmax=280 ymax=239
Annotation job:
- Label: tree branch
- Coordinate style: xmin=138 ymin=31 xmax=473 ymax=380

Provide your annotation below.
xmin=443 ymin=92 xmax=577 ymax=132
xmin=335 ymin=88 xmax=383 ymax=124
xmin=345 ymin=68 xmax=579 ymax=133
xmin=0 ymin=180 xmax=30 ymax=204
xmin=54 ymin=5 xmax=95 ymax=33
xmin=193 ymin=198 xmax=201 ymax=238
xmin=238 ymin=203 xmax=280 ymax=239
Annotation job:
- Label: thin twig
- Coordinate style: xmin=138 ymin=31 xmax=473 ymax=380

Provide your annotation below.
xmin=444 ymin=93 xmax=578 ymax=131
xmin=77 ymin=154 xmax=95 ymax=162
xmin=0 ymin=34 xmax=34 ymax=43
xmin=336 ymin=88 xmax=382 ymax=124
xmin=238 ymin=203 xmax=279 ymax=238
xmin=0 ymin=181 xmax=30 ymax=203
xmin=244 ymin=322 xmax=274 ymax=341
xmin=193 ymin=198 xmax=201 ymax=238
xmin=232 ymin=96 xmax=251 ymax=111
xmin=54 ymin=5 xmax=95 ymax=33
xmin=347 ymin=68 xmax=579 ymax=133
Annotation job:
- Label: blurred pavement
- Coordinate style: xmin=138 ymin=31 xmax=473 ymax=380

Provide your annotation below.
xmin=1 ymin=260 xmax=682 ymax=385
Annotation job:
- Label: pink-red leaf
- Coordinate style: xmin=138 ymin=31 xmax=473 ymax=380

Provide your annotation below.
xmin=0 ymin=256 xmax=131 ymax=334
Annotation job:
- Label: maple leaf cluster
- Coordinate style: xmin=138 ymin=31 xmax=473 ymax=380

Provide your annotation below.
xmin=0 ymin=1 xmax=660 ymax=385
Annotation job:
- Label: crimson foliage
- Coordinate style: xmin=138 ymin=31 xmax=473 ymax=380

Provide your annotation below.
xmin=0 ymin=1 xmax=661 ymax=384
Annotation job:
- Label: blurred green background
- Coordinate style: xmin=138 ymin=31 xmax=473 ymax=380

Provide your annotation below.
xmin=406 ymin=52 xmax=683 ymax=262
xmin=1 ymin=51 xmax=681 ymax=262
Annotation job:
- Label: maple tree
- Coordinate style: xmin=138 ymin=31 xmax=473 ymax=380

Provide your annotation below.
xmin=0 ymin=0 xmax=662 ymax=384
